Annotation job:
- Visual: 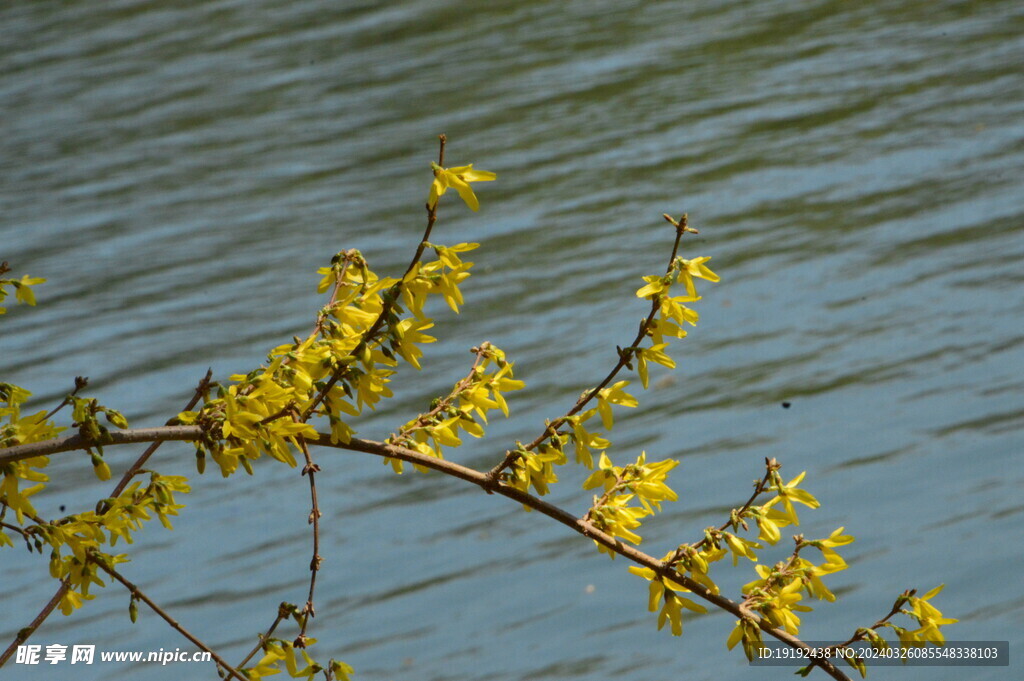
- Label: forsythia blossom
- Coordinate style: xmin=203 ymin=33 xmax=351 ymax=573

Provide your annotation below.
xmin=428 ymin=163 xmax=496 ymax=211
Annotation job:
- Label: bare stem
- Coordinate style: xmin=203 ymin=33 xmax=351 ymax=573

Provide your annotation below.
xmin=235 ymin=606 xmax=291 ymax=670
xmin=825 ymin=590 xmax=915 ymax=652
xmin=89 ymin=554 xmax=247 ymax=681
xmin=293 ymin=414 xmax=321 ymax=646
xmin=670 ymin=457 xmax=777 ymax=564
xmin=42 ymin=376 xmax=89 ymax=421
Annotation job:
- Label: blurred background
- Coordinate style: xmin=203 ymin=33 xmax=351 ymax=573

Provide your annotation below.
xmin=2 ymin=1 xmax=1021 ymax=679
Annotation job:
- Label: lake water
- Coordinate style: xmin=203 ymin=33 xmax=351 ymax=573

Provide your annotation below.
xmin=2 ymin=2 xmax=1022 ymax=680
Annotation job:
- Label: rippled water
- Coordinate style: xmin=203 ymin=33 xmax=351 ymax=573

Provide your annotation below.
xmin=2 ymin=2 xmax=1022 ymax=680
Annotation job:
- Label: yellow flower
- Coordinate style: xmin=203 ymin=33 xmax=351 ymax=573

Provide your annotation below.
xmin=636 ymin=343 xmax=675 ymax=389
xmin=58 ymin=588 xmax=94 ymax=615
xmin=15 ymin=274 xmax=46 ymax=306
xmin=429 ymin=163 xmax=496 ymax=211
xmin=909 ymin=584 xmax=958 ymax=645
xmin=656 ymin=589 xmax=705 ymax=636
xmin=816 ymin=526 xmax=855 ymax=568
xmin=393 ymin=318 xmax=436 ymax=369
xmin=594 ymin=380 xmax=637 ymax=430
xmin=726 ymin=618 xmax=764 ymax=661
xmin=723 ymin=532 xmax=762 ymax=565
xmin=754 ymin=511 xmax=782 ymax=545
xmin=765 ymin=471 xmax=820 ymax=526
xmin=331 ymin=660 xmax=355 ymax=681
xmin=635 ymin=275 xmax=669 ymax=300
xmin=676 ymin=256 xmax=720 ymax=298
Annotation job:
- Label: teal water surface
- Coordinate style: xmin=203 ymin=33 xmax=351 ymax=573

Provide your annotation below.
xmin=2 ymin=2 xmax=1022 ymax=680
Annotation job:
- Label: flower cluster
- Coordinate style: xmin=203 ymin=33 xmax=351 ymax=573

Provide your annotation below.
xmin=11 ymin=472 xmax=189 ymax=616
xmin=583 ymin=451 xmax=678 ymax=552
xmin=623 ymin=464 xmax=834 ymax=643
xmin=1 ymin=387 xmax=136 ymax=567
xmin=179 ymin=239 xmax=484 ymax=477
xmin=385 ymin=342 xmax=524 ymax=473
xmin=1 ymin=384 xmax=66 ymax=525
xmin=68 ymin=395 xmax=130 ymax=480
xmin=897 ymin=585 xmax=959 ymax=645
xmin=737 ymin=527 xmax=854 ymax=639
xmin=855 ymin=585 xmax=958 ymax=655
xmin=243 ymin=627 xmax=354 ymax=681
xmin=246 ymin=637 xmax=325 ymax=680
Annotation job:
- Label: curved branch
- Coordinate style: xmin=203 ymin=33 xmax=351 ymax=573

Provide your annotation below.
xmin=0 ymin=426 xmax=204 ymax=465
xmin=0 ymin=425 xmax=850 ymax=680
xmin=334 ymin=436 xmax=850 ymax=681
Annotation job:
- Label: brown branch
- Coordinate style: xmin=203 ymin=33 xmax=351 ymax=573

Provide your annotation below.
xmin=0 ymin=426 xmax=205 ymax=465
xmin=0 ymin=520 xmax=32 ymax=542
xmin=293 ymin=415 xmax=321 ymax=647
xmin=0 ymin=422 xmax=849 ymax=679
xmin=236 ymin=604 xmax=292 ymax=670
xmin=331 ymin=436 xmax=850 ymax=681
xmin=89 ymin=554 xmax=247 ymax=681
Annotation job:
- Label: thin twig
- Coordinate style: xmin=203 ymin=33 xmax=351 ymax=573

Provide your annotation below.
xmin=0 ymin=520 xmax=32 ymax=542
xmin=486 ymin=217 xmax=691 ymax=482
xmin=821 ymin=590 xmax=915 ymax=655
xmin=308 ymin=257 xmax=353 ymax=344
xmin=580 ymin=468 xmax=632 ymax=523
xmin=293 ymin=414 xmax=321 ymax=647
xmin=89 ymin=554 xmax=247 ymax=681
xmin=300 ymin=133 xmax=448 ymax=422
xmin=0 ymin=422 xmax=851 ymax=680
xmin=670 ymin=458 xmax=777 ymax=563
xmin=41 ymin=376 xmax=89 ymax=422
xmin=235 ymin=605 xmax=291 ymax=670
